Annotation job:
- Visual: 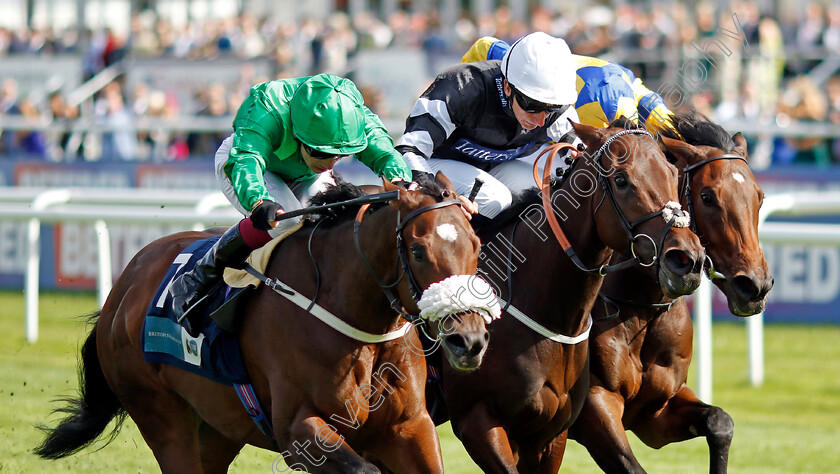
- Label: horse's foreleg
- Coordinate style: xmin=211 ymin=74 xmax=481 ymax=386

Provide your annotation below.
xmin=283 ymin=407 xmax=381 ymax=474
xmin=199 ymin=421 xmax=245 ymax=474
xmin=569 ymin=386 xmax=646 ymax=473
xmin=630 ymin=384 xmax=733 ymax=474
xmin=452 ymin=403 xmax=519 ymax=474
xmin=368 ymin=413 xmax=444 ymax=474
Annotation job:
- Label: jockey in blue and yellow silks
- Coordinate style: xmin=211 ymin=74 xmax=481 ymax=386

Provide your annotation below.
xmin=463 ymin=36 xmax=674 ymax=133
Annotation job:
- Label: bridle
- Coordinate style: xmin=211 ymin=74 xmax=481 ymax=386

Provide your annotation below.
xmin=354 ymin=192 xmax=463 ymax=322
xmin=594 ymin=151 xmax=749 ymax=315
xmin=679 ymin=152 xmax=748 ymax=282
xmin=534 ymin=129 xmax=687 ymax=276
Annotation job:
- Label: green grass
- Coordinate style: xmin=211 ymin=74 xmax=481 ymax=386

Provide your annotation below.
xmin=2 ymin=290 xmax=839 ymax=473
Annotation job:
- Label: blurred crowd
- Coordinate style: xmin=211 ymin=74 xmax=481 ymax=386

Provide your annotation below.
xmin=1 ymin=0 xmax=839 ymax=166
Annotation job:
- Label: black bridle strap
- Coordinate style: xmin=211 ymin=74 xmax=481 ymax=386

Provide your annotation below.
xmin=354 ymin=198 xmax=463 ymax=320
xmin=535 ymin=131 xmax=675 ymax=276
xmin=397 ymin=199 xmax=462 ymax=301
xmin=396 ymin=200 xmax=461 ymax=233
xmin=681 ymin=153 xmax=748 ymax=236
xmin=354 ymin=203 xmax=409 ymax=319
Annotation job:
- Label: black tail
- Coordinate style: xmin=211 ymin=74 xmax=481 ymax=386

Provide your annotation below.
xmin=34 ymin=313 xmax=126 ymax=459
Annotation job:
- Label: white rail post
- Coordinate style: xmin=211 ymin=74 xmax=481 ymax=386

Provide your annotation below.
xmin=25 ymin=189 xmax=72 ymax=343
xmin=747 ymin=312 xmax=764 ymax=386
xmin=694 ymin=276 xmax=713 ymax=404
xmin=25 ymin=216 xmax=41 ymax=344
xmin=94 ymin=219 xmax=112 ymax=308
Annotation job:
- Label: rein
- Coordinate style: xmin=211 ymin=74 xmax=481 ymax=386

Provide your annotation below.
xmin=354 ymin=196 xmax=462 ymax=322
xmin=592 ymin=153 xmax=748 ymax=315
xmin=679 ymin=153 xmax=747 ymax=282
xmin=533 ymin=130 xmax=685 ymax=276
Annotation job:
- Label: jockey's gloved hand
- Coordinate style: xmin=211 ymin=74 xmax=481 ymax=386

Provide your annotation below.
xmin=390 ymin=178 xmax=418 ymax=191
xmin=250 ymin=200 xmax=284 ymax=231
xmin=410 ymin=170 xmax=435 ymax=186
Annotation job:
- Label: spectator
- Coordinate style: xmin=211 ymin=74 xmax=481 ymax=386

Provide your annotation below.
xmin=46 ymin=91 xmax=79 ymax=160
xmin=14 ymin=98 xmax=48 ymax=158
xmin=0 ymin=78 xmax=20 ymax=154
xmin=775 ymin=76 xmax=830 ymax=166
xmin=187 ymin=83 xmax=231 ymax=157
xmin=95 ymin=82 xmax=138 ymax=161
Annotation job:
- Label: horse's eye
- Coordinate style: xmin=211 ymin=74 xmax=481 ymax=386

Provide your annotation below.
xmin=411 ymin=247 xmax=425 ymax=262
xmin=701 ymin=191 xmax=715 ymax=206
xmin=614 ymin=175 xmax=628 ymax=189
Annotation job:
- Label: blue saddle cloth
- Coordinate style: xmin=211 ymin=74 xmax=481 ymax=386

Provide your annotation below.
xmin=142 ymin=237 xmax=250 ymax=385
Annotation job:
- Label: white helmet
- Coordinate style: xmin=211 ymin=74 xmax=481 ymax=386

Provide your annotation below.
xmin=500 ymin=32 xmax=578 ymax=106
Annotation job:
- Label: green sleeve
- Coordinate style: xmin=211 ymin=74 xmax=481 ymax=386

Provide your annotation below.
xmin=224 ymin=91 xmax=290 ymax=210
xmin=354 ymin=106 xmax=412 ymax=182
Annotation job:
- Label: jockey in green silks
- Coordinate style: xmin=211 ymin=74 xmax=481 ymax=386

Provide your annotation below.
xmin=170 ymin=73 xmax=413 ymax=330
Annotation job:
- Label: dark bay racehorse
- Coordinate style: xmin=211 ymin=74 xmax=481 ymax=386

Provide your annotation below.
xmin=35 ymin=174 xmax=494 ymax=473
xmin=569 ymin=113 xmax=774 ymax=473
xmin=440 ymin=120 xmax=705 ymax=473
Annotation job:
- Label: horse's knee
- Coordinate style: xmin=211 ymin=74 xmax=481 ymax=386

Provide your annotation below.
xmin=704 ymin=406 xmax=734 ymax=447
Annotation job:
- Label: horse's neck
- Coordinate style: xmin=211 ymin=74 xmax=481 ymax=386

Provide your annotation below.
xmin=490 ymin=179 xmax=611 ymax=337
xmin=268 ymin=210 xmax=402 ymax=335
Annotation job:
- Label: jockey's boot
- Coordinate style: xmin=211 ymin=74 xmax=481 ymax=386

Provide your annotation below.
xmin=170 ymin=223 xmax=253 ymax=333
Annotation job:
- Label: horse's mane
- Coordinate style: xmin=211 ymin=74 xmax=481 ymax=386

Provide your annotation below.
xmin=306 ymin=174 xmax=448 ymax=227
xmin=660 ymin=112 xmax=735 ymax=152
xmin=610 ymin=116 xmax=644 ymax=130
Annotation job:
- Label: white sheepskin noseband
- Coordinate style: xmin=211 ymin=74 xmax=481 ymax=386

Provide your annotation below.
xmin=418 ymin=275 xmax=501 ymax=324
xmin=661 ymin=201 xmax=691 ymax=228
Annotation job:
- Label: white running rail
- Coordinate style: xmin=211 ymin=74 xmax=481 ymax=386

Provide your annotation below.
xmin=694 ymin=191 xmax=840 ymax=403
xmin=0 ymin=187 xmax=239 ymax=343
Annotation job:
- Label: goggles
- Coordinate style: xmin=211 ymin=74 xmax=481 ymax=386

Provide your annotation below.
xmin=510 ymin=85 xmax=565 ymax=114
xmin=304 ymin=145 xmax=348 ymax=160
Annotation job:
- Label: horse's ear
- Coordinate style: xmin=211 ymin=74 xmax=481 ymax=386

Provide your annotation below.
xmin=570 ymin=121 xmax=605 ymax=149
xmin=660 ymin=135 xmax=703 ymax=165
xmin=732 ymin=132 xmax=749 ymax=160
xmin=434 ymin=171 xmax=457 ymax=196
xmin=381 ymin=178 xmax=402 ymax=208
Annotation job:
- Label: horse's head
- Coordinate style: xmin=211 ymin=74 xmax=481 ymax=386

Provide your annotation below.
xmin=571 ymin=120 xmax=705 ymax=298
xmin=381 ymin=173 xmax=498 ymax=371
xmin=661 ymin=129 xmax=774 ymax=316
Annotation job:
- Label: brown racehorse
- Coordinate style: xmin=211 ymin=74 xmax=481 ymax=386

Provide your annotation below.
xmin=568 ymin=113 xmax=774 ymax=473
xmin=439 ymin=120 xmax=705 ymax=473
xmin=34 ymin=174 xmax=495 ymax=473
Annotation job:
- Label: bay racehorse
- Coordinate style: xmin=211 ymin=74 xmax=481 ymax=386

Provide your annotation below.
xmin=438 ymin=120 xmax=705 ymax=473
xmin=568 ymin=113 xmax=774 ymax=473
xmin=35 ymin=173 xmax=498 ymax=473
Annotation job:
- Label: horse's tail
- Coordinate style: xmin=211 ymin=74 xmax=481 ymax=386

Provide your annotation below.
xmin=34 ymin=312 xmax=127 ymax=459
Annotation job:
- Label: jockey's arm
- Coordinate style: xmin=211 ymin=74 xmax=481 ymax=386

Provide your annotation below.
xmin=225 ymin=125 xmax=277 ymax=212
xmin=632 ymin=78 xmax=675 ymax=134
xmin=547 ymin=105 xmax=583 ymax=147
xmin=396 ymin=69 xmax=482 ymax=173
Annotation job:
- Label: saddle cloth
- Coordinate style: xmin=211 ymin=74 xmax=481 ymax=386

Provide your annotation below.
xmin=142 ymin=221 xmax=303 ymax=385
xmin=142 ymin=236 xmax=252 ymax=385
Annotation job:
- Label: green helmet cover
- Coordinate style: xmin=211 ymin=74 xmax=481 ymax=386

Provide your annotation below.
xmin=290 ymin=74 xmax=368 ymax=155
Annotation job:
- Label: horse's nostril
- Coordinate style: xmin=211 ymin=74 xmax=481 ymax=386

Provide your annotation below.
xmin=733 ymin=275 xmax=760 ymax=300
xmin=444 ymin=334 xmax=467 ymax=353
xmin=663 ymin=249 xmax=696 ymax=276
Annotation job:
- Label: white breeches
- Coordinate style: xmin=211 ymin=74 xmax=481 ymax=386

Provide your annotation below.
xmin=427 ymin=142 xmax=561 ymax=218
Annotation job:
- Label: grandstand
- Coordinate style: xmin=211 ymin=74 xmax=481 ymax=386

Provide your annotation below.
xmin=0 ymin=0 xmax=839 ymax=321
